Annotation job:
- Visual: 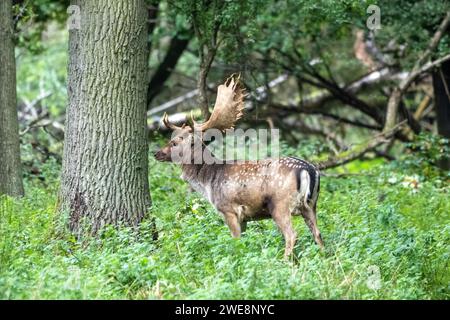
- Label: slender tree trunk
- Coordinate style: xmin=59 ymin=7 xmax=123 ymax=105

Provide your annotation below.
xmin=60 ymin=0 xmax=151 ymax=233
xmin=147 ymin=32 xmax=192 ymax=108
xmin=432 ymin=60 xmax=450 ymax=169
xmin=197 ymin=51 xmax=214 ymax=120
xmin=0 ymin=0 xmax=24 ymax=197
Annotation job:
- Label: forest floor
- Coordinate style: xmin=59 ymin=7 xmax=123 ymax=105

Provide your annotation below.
xmin=0 ymin=140 xmax=449 ymax=299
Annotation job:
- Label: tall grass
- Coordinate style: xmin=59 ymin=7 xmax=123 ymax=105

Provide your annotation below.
xmin=0 ymin=147 xmax=448 ymax=299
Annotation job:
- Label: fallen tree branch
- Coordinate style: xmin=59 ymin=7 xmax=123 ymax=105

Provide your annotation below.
xmin=19 ymin=108 xmax=65 ymax=141
xmin=269 ymin=103 xmax=381 ymax=130
xmin=293 ymin=68 xmax=401 ymax=111
xmin=20 ymin=111 xmax=50 ymax=136
xmin=292 ymin=119 xmax=345 ymax=152
xmin=317 ymin=121 xmax=406 ymax=170
xmin=413 ymin=94 xmax=432 ymax=120
xmin=148 ymin=75 xmax=289 ymax=117
xmin=20 ymin=91 xmax=52 ymax=119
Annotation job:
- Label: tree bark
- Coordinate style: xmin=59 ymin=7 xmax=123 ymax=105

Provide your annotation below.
xmin=432 ymin=60 xmax=450 ymax=169
xmin=197 ymin=49 xmax=215 ymax=120
xmin=0 ymin=0 xmax=24 ymax=197
xmin=147 ymin=31 xmax=192 ymax=108
xmin=60 ymin=0 xmax=151 ymax=233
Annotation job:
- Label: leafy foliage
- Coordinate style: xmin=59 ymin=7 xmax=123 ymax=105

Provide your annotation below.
xmin=4 ymin=0 xmax=449 ymax=301
xmin=13 ymin=0 xmax=69 ymax=53
xmin=406 ymin=133 xmax=450 ymax=170
xmin=1 ymin=141 xmax=448 ymax=299
xmin=375 ymin=0 xmax=450 ymax=66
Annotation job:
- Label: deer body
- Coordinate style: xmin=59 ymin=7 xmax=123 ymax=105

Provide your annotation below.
xmin=178 ymin=157 xmax=323 ymax=256
xmin=155 ymin=75 xmax=324 ymax=257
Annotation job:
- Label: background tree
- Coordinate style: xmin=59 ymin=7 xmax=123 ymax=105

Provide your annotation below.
xmin=11 ymin=0 xmax=450 ymax=172
xmin=1 ymin=0 xmax=449 ymax=300
xmin=432 ymin=59 xmax=450 ymax=169
xmin=60 ymin=0 xmax=151 ymax=233
xmin=164 ymin=0 xmax=261 ymax=119
xmin=0 ymin=0 xmax=24 ymax=197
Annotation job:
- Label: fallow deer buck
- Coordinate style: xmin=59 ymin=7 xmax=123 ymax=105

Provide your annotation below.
xmin=154 ymin=75 xmax=324 ymax=257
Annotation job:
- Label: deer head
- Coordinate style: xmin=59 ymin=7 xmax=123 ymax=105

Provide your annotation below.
xmin=154 ymin=74 xmax=246 ymax=164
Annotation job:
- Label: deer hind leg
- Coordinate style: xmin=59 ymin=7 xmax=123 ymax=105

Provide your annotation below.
xmin=271 ymin=203 xmax=297 ymax=258
xmin=301 ymin=204 xmax=324 ymax=249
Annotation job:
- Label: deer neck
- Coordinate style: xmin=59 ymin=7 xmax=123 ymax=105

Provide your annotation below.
xmin=180 ymin=144 xmax=219 ymax=181
xmin=180 ymin=152 xmax=224 ymax=204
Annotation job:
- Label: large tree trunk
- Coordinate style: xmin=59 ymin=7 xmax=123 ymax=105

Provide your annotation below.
xmin=432 ymin=60 xmax=450 ymax=169
xmin=0 ymin=0 xmax=24 ymax=197
xmin=60 ymin=0 xmax=151 ymax=233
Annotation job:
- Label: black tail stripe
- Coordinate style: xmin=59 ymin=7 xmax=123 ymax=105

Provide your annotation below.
xmin=307 ymin=167 xmax=316 ymax=200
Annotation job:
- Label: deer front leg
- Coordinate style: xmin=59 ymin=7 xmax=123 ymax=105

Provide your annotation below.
xmin=223 ymin=212 xmax=242 ymax=238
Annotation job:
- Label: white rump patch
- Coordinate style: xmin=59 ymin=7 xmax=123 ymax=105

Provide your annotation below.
xmin=298 ymin=169 xmax=311 ymax=205
xmin=288 ymin=169 xmax=311 ymax=213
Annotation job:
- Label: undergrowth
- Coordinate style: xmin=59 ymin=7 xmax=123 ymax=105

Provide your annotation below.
xmin=0 ymin=139 xmax=449 ymax=299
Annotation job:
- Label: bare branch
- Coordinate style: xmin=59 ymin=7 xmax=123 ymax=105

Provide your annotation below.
xmin=268 ymin=103 xmax=381 ymax=130
xmin=413 ymin=95 xmax=432 ymax=120
xmin=417 ymin=11 xmax=450 ymax=68
xmin=317 ymin=121 xmax=406 ymax=170
xmin=148 ymin=75 xmax=288 ymax=116
xmin=384 ymin=11 xmax=450 ymax=131
xmin=20 ymin=111 xmax=49 ymax=136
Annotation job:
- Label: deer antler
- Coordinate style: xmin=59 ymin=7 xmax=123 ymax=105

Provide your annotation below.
xmin=192 ymin=74 xmax=246 ymax=132
xmin=162 ymin=112 xmax=183 ymax=131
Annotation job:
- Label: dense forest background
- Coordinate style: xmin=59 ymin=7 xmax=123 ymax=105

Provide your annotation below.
xmin=0 ymin=0 xmax=449 ymax=299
